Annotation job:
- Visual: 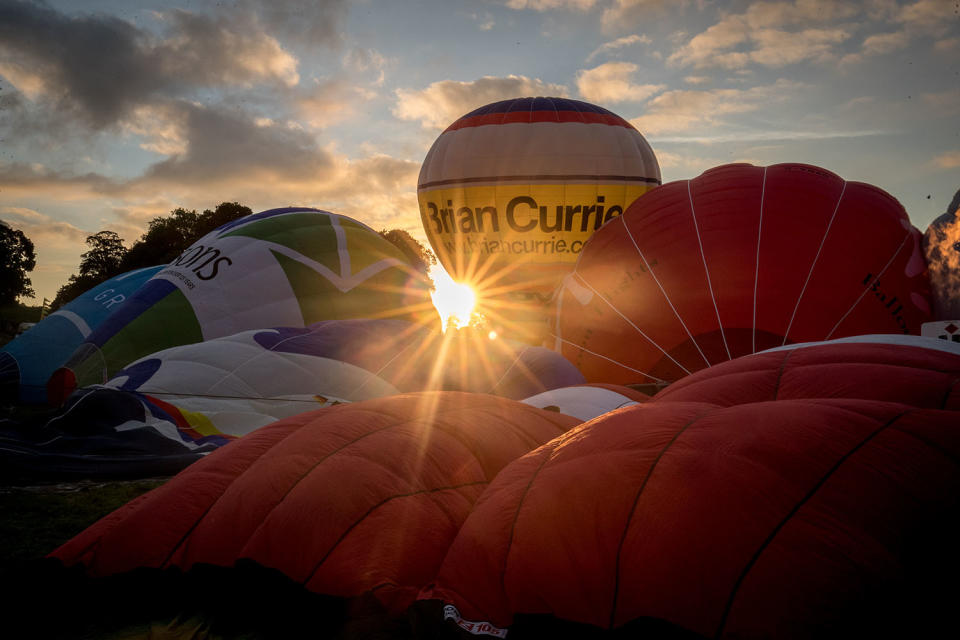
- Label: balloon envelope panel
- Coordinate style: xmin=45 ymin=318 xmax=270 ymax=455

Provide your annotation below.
xmin=423 ymin=339 xmax=960 ymax=637
xmin=52 ymin=392 xmax=579 ymax=615
xmin=50 ymin=208 xmax=432 ymax=399
xmin=0 ymin=266 xmax=162 ymax=404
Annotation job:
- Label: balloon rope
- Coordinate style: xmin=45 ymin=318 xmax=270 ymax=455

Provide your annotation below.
xmin=619 ymin=215 xmax=710 ymax=368
xmin=687 ymin=180 xmax=731 ymax=361
xmin=570 ymin=273 xmax=692 ymax=376
xmin=824 ymin=229 xmax=911 ymax=340
xmin=549 ymin=334 xmax=670 ymax=384
xmin=752 ymin=167 xmax=768 ymax=354
xmin=782 ymin=180 xmax=848 ymax=345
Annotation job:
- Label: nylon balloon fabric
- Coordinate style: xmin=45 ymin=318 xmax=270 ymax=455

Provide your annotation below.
xmin=48 ymin=208 xmax=434 ymax=404
xmin=420 ymin=338 xmax=960 ymax=639
xmin=51 ymin=392 xmax=579 ymax=625
xmin=418 ymin=97 xmax=660 ymax=343
xmin=554 ymin=163 xmax=933 ymax=385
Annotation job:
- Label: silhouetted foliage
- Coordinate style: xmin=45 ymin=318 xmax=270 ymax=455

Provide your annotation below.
xmin=51 ymin=231 xmax=129 ymax=311
xmin=0 ymin=224 xmax=36 ymax=305
xmin=51 ymin=203 xmax=252 ymax=310
xmin=378 ymin=228 xmax=435 ymax=275
xmin=119 ymin=202 xmax=251 ymax=272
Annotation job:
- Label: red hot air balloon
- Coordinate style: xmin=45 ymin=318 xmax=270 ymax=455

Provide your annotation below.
xmin=553 ymin=163 xmax=933 ymax=385
xmin=419 ymin=337 xmax=960 ymax=638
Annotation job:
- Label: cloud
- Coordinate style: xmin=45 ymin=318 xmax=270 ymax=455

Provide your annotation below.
xmin=239 ymin=0 xmax=349 ymax=48
xmin=668 ymin=9 xmax=852 ymax=69
xmin=585 ymin=34 xmax=651 ymax=62
xmin=296 ymin=78 xmax=377 ymax=129
xmin=601 ymin=0 xmax=677 ymax=34
xmin=629 ymin=79 xmax=807 ymax=135
xmin=0 ymin=206 xmax=90 ymax=247
xmin=393 ymin=75 xmax=569 ymax=129
xmin=922 ymin=89 xmax=960 ymax=115
xmin=0 ymin=1 xmax=302 ymax=130
xmin=576 ymin=62 xmax=665 ymax=103
xmin=860 ymin=30 xmax=909 ymax=55
xmin=932 ymin=151 xmax=960 ymax=169
xmin=342 ymin=46 xmax=389 ymax=86
xmin=505 ymin=0 xmax=598 ymax=10
xmin=897 ymin=0 xmax=955 ymax=32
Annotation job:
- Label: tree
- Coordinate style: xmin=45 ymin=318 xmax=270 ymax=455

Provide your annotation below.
xmin=0 ymin=223 xmax=36 ymax=305
xmin=120 ymin=202 xmax=251 ymax=272
xmin=378 ymin=228 xmax=436 ymax=275
xmin=79 ymin=230 xmax=127 ymax=279
xmin=50 ymin=232 xmax=128 ymax=311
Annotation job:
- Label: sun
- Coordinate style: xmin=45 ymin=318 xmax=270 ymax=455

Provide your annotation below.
xmin=429 ymin=263 xmax=477 ymax=332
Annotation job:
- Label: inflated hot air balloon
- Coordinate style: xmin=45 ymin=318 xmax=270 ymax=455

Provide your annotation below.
xmin=43 ymin=392 xmax=578 ymax=637
xmin=418 ymin=97 xmax=660 ymax=343
xmin=419 ymin=337 xmax=960 ymax=638
xmin=0 ymin=265 xmax=162 ymax=404
xmin=554 ymin=163 xmax=933 ymax=384
xmin=48 ymin=208 xmax=433 ymax=404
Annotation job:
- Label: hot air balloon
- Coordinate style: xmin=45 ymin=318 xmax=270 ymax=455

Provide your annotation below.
xmin=419 ymin=337 xmax=960 ymax=638
xmin=43 ymin=392 xmax=578 ymax=637
xmin=418 ymin=97 xmax=660 ymax=343
xmin=554 ymin=163 xmax=933 ymax=384
xmin=0 ymin=265 xmax=162 ymax=404
xmin=48 ymin=208 xmax=434 ymax=404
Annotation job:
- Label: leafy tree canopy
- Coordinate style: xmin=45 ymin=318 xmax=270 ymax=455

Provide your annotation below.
xmin=0 ymin=223 xmax=36 ymax=305
xmin=378 ymin=228 xmax=436 ymax=276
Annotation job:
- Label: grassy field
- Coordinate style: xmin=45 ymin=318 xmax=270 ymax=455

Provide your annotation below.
xmin=0 ymin=477 xmax=167 ymax=572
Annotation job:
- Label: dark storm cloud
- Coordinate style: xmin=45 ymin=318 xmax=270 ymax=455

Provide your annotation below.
xmin=0 ymin=0 xmax=165 ymax=128
xmin=0 ymin=1 xmax=348 ymax=131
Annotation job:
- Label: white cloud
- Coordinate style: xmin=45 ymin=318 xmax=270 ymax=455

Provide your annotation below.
xmin=861 ymin=30 xmax=910 ymax=55
xmin=601 ymin=0 xmax=677 ymax=34
xmin=630 ymin=79 xmax=807 ymax=135
xmin=576 ymin=62 xmax=665 ymax=103
xmin=668 ymin=9 xmax=852 ymax=70
xmin=393 ymin=75 xmax=569 ymax=129
xmin=505 ymin=0 xmax=598 ymax=10
xmin=922 ymin=89 xmax=960 ymax=115
xmin=0 ymin=206 xmax=89 ymax=247
xmin=932 ymin=151 xmax=960 ymax=169
xmin=585 ymin=34 xmax=651 ymax=62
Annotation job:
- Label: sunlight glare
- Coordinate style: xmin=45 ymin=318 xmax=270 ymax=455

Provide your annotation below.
xmin=429 ymin=263 xmax=477 ymax=332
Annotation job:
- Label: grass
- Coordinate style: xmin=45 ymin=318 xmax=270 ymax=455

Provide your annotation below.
xmin=0 ymin=477 xmax=167 ymax=572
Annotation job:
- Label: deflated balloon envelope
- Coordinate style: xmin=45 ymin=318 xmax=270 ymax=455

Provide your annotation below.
xmin=50 ymin=392 xmax=579 ymax=628
xmin=421 ymin=337 xmax=960 ymax=638
xmin=554 ymin=163 xmax=933 ymax=385
xmin=0 ymin=265 xmax=162 ymax=404
xmin=48 ymin=208 xmax=434 ymax=404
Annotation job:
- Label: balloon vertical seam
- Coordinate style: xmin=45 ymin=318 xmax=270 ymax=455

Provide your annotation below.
xmin=573 ymin=273 xmax=692 ymax=376
xmin=609 ymin=406 xmax=717 ymax=630
xmin=781 ymin=180 xmax=848 ymax=346
xmin=618 ymin=214 xmax=711 ymax=369
xmin=752 ymin=167 xmax=768 ymax=355
xmin=713 ymin=407 xmax=914 ymax=639
xmin=687 ymin=179 xmax=731 ymax=363
xmin=823 ymin=230 xmax=912 ymax=340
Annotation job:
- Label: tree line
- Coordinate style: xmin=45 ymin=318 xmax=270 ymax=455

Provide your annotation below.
xmin=1 ymin=203 xmax=434 ymax=312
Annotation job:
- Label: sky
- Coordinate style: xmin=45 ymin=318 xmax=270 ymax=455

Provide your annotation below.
xmin=1 ymin=0 xmax=958 ymax=304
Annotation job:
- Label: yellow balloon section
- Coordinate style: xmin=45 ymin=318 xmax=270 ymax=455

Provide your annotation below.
xmin=418 ymin=97 xmax=660 ymax=343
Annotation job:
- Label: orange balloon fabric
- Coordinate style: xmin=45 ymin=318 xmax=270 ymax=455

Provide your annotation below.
xmin=422 ymin=338 xmax=960 ymax=637
xmin=51 ymin=392 xmax=578 ymax=615
xmin=554 ymin=163 xmax=933 ymax=385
